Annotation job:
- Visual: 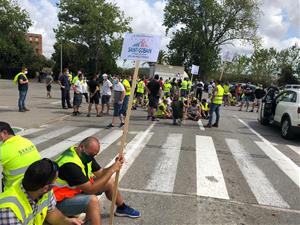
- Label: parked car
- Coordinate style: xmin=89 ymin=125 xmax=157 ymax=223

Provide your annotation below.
xmin=258 ymin=86 xmax=300 ymax=139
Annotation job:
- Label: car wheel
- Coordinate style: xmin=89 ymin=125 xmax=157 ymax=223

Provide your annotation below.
xmin=281 ymin=117 xmax=294 ymax=139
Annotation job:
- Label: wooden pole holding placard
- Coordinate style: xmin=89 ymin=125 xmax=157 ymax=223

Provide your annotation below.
xmin=109 ymin=60 xmax=141 ymax=225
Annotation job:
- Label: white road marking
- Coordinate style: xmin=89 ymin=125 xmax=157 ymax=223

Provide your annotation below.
xmin=287 ymin=145 xmax=300 ymax=156
xmin=40 ymin=128 xmax=102 ymax=159
xmin=100 ymin=130 xmax=123 ymax=153
xmin=235 ymin=115 xmax=300 ymax=188
xmin=0 ymin=106 xmax=10 ymax=109
xmin=50 ymin=101 xmax=61 ymax=105
xmin=196 ymin=135 xmax=229 ymax=199
xmin=226 ymin=138 xmax=290 ymax=208
xmin=146 ymin=133 xmax=183 ymax=192
xmin=31 ymin=126 xmax=76 ymax=145
xmin=255 ymin=141 xmax=300 ymax=188
xmin=18 ymin=128 xmax=45 ymax=136
xmin=198 ymin=119 xmax=205 ymax=131
xmin=105 ymin=123 xmax=155 ymax=182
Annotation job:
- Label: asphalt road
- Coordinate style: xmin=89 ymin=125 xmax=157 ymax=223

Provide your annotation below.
xmin=1 ymin=79 xmax=300 ymax=225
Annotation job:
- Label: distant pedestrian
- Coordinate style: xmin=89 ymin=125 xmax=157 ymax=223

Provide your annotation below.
xmin=87 ymin=74 xmax=101 ymax=117
xmin=13 ymin=67 xmax=30 ymax=112
xmin=120 ymin=74 xmax=131 ymax=118
xmin=45 ymin=72 xmax=54 ymax=98
xmin=72 ymin=73 xmax=83 ymax=116
xmin=81 ymin=76 xmax=89 ymax=103
xmin=145 ymin=74 xmax=161 ymax=121
xmin=101 ymin=73 xmax=113 ymax=115
xmin=58 ymin=68 xmax=72 ymax=109
xmin=107 ymin=76 xmax=125 ymax=128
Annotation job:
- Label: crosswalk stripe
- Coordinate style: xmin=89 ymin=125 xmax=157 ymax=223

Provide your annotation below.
xmin=31 ymin=126 xmax=76 ymax=145
xmin=226 ymin=139 xmax=290 ymax=208
xmin=198 ymin=119 xmax=205 ymax=131
xmin=255 ymin=141 xmax=300 ymax=188
xmin=40 ymin=128 xmax=102 ymax=159
xmin=100 ymin=130 xmax=123 ymax=153
xmin=146 ymin=133 xmax=183 ymax=192
xmin=19 ymin=128 xmax=45 ymax=136
xmin=196 ymin=135 xmax=229 ymax=199
xmin=50 ymin=101 xmax=61 ymax=105
xmin=287 ymin=145 xmax=300 ymax=156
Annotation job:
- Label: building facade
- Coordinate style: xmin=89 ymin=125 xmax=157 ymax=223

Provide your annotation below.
xmin=26 ymin=33 xmax=43 ymax=55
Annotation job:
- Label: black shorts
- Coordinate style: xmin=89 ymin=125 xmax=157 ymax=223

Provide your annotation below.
xmin=46 ymin=85 xmax=51 ymax=92
xmin=90 ymin=93 xmax=100 ymax=104
xmin=148 ymin=95 xmax=159 ymax=108
xmin=136 ymin=92 xmax=143 ymax=98
xmin=101 ymin=95 xmax=111 ymax=104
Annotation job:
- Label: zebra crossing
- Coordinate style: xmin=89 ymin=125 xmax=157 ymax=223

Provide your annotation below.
xmin=2 ymin=124 xmax=300 ymax=210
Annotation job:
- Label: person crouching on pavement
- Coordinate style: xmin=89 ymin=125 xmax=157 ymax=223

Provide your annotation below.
xmin=156 ymin=98 xmax=172 ymax=119
xmin=53 ymin=136 xmax=141 ymax=225
xmin=0 ymin=159 xmax=83 ymax=225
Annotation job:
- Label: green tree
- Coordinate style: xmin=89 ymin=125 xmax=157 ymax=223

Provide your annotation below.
xmin=53 ymin=0 xmax=131 ymax=75
xmin=164 ymin=0 xmax=260 ymax=79
xmin=0 ymin=0 xmax=35 ymax=77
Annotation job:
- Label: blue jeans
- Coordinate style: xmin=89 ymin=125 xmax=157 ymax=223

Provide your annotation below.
xmin=208 ymin=103 xmax=221 ymax=125
xmin=120 ymin=95 xmax=129 ymax=116
xmin=18 ymin=90 xmax=27 ymax=110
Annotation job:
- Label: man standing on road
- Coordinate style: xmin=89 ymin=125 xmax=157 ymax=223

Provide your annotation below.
xmin=0 ymin=159 xmax=83 ymax=225
xmin=0 ymin=121 xmax=41 ymax=191
xmin=205 ymin=80 xmax=224 ymax=128
xmin=100 ymin=74 xmax=113 ymax=115
xmin=45 ymin=72 xmax=54 ymax=98
xmin=72 ymin=73 xmax=83 ymax=116
xmin=13 ymin=67 xmax=30 ymax=112
xmin=145 ymin=74 xmax=161 ymax=121
xmin=58 ymin=68 xmax=72 ymax=109
xmin=120 ymin=74 xmax=131 ymax=118
xmin=107 ymin=76 xmax=126 ymax=128
xmin=87 ymin=74 xmax=101 ymax=117
xmin=53 ymin=136 xmax=141 ymax=225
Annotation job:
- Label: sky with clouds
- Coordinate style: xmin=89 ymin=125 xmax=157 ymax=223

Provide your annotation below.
xmin=17 ymin=0 xmax=300 ymax=60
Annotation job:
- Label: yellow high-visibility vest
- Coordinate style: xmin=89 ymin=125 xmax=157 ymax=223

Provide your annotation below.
xmin=187 ymin=80 xmax=192 ymax=89
xmin=0 ymin=181 xmax=50 ymax=225
xmin=212 ymin=84 xmax=224 ymax=105
xmin=122 ymin=79 xmax=131 ymax=96
xmin=156 ymin=102 xmax=167 ymax=117
xmin=0 ymin=135 xmax=41 ymax=190
xmin=163 ymin=82 xmax=172 ymax=93
xmin=137 ymin=80 xmax=144 ymax=94
xmin=72 ymin=75 xmax=79 ymax=85
xmin=223 ymin=84 xmax=230 ymax=94
xmin=13 ymin=72 xmax=27 ymax=85
xmin=201 ymin=102 xmax=209 ymax=111
xmin=181 ymin=80 xmax=188 ymax=90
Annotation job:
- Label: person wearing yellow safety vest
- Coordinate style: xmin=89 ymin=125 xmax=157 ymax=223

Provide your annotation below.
xmin=205 ymin=80 xmax=224 ymax=128
xmin=187 ymin=78 xmax=192 ymax=93
xmin=0 ymin=121 xmax=41 ymax=191
xmin=53 ymin=137 xmax=141 ymax=224
xmin=200 ymin=99 xmax=209 ymax=119
xmin=58 ymin=68 xmax=72 ymax=109
xmin=13 ymin=67 xmax=30 ymax=112
xmin=136 ymin=77 xmax=145 ymax=107
xmin=156 ymin=98 xmax=171 ymax=119
xmin=119 ymin=74 xmax=132 ymax=123
xmin=223 ymin=81 xmax=230 ymax=106
xmin=163 ymin=79 xmax=172 ymax=96
xmin=0 ymin=158 xmax=83 ymax=225
xmin=180 ymin=77 xmax=188 ymax=97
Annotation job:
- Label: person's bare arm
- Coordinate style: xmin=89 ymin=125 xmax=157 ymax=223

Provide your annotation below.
xmin=46 ymin=207 xmax=83 ymax=225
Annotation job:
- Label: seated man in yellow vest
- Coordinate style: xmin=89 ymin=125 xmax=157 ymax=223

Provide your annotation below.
xmin=53 ymin=137 xmax=141 ymax=225
xmin=156 ymin=99 xmax=172 ymax=119
xmin=200 ymin=99 xmax=209 ymax=119
xmin=0 ymin=121 xmax=41 ymax=191
xmin=0 ymin=158 xmax=83 ymax=225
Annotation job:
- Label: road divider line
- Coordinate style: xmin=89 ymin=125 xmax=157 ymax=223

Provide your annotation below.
xmin=146 ymin=133 xmax=183 ymax=192
xmin=31 ymin=126 xmax=76 ymax=145
xmin=40 ymin=128 xmax=102 ymax=159
xmin=196 ymin=135 xmax=229 ymax=199
xmin=255 ymin=141 xmax=300 ymax=188
xmin=234 ymin=115 xmax=300 ymax=188
xmin=287 ymin=145 xmax=300 ymax=156
xmin=198 ymin=119 xmax=205 ymax=131
xmin=226 ymin=138 xmax=290 ymax=208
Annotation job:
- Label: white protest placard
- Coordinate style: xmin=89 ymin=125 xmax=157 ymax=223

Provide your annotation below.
xmin=191 ymin=65 xmax=199 ymax=75
xmin=121 ymin=33 xmax=161 ymax=62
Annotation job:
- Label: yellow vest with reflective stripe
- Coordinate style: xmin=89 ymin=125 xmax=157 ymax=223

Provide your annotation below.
xmin=122 ymin=79 xmax=131 ymax=96
xmin=156 ymin=102 xmax=167 ymax=117
xmin=187 ymin=80 xmax=192 ymax=89
xmin=181 ymin=80 xmax=188 ymax=90
xmin=13 ymin=72 xmax=27 ymax=85
xmin=137 ymin=80 xmax=144 ymax=94
xmin=223 ymin=84 xmax=230 ymax=94
xmin=55 ymin=146 xmax=93 ymax=188
xmin=163 ymin=82 xmax=172 ymax=93
xmin=0 ymin=181 xmax=50 ymax=225
xmin=0 ymin=135 xmax=41 ymax=191
xmin=213 ymin=84 xmax=224 ymax=105
xmin=201 ymin=102 xmax=209 ymax=111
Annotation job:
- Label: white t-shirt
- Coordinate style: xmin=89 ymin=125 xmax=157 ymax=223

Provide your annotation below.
xmin=102 ymin=79 xmax=113 ymax=96
xmin=114 ymin=82 xmax=125 ymax=92
xmin=74 ymin=80 xmax=83 ymax=93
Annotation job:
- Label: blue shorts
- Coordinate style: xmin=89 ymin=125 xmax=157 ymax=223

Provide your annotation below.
xmin=73 ymin=93 xmax=82 ymax=107
xmin=56 ymin=194 xmax=92 ymax=216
